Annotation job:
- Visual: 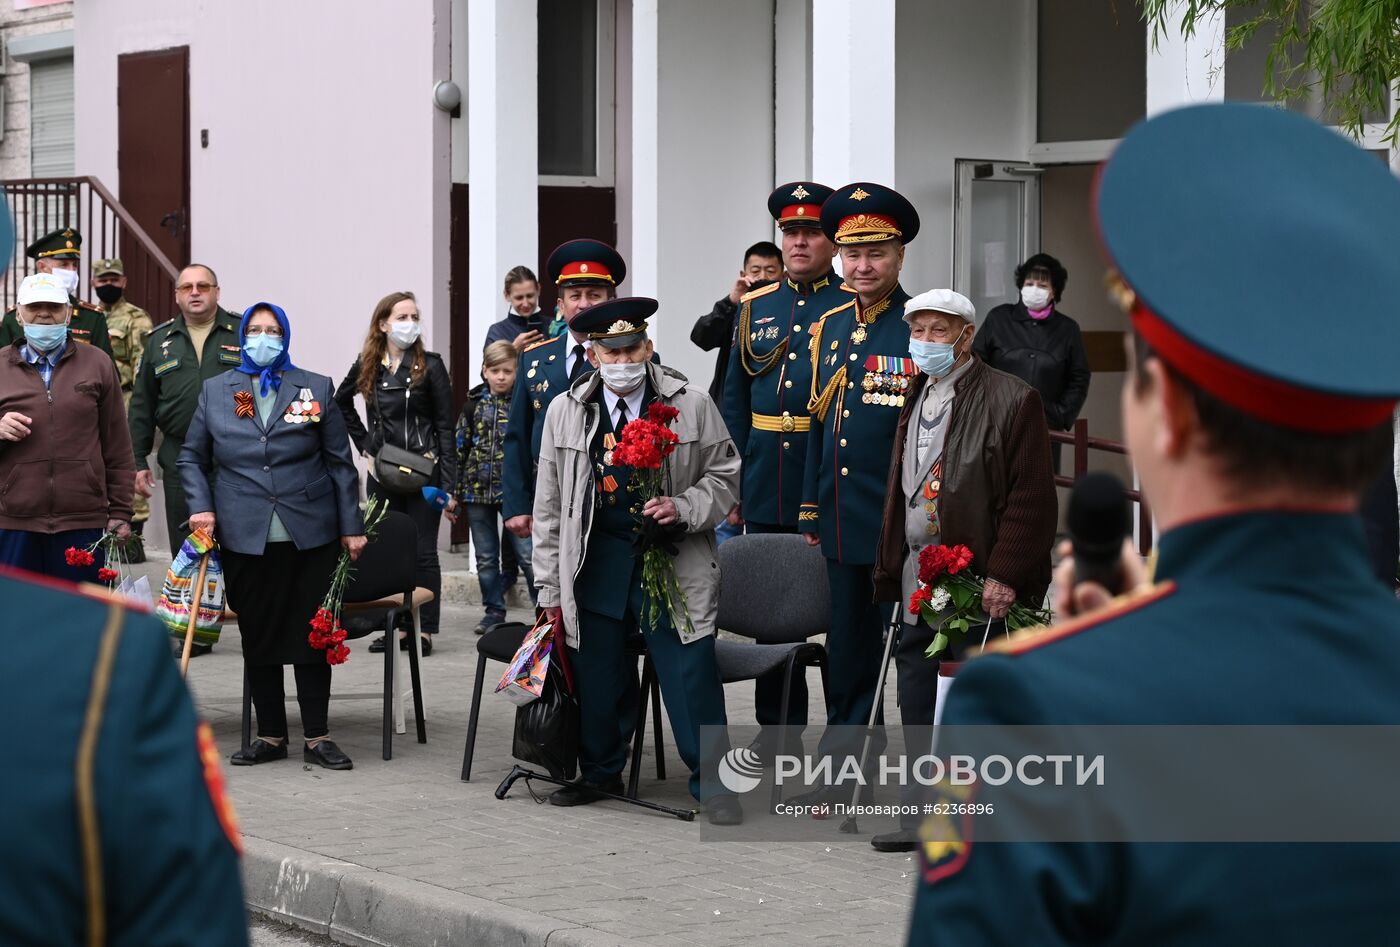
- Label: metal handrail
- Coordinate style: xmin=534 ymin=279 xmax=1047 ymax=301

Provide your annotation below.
xmin=1050 ymin=418 xmax=1154 ymax=557
xmin=2 ymin=176 xmax=180 ymax=323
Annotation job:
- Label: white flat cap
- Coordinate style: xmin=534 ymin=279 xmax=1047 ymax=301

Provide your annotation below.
xmin=904 ymin=288 xmax=975 ymax=325
xmin=17 ymin=273 xmax=68 ymax=306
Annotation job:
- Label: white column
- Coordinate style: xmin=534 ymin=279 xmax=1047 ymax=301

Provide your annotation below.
xmin=810 ymin=0 xmax=897 ymax=187
xmin=468 ymin=0 xmax=538 ymax=377
xmin=774 ymin=0 xmax=813 ymax=189
xmin=1145 ymin=4 xmax=1225 ymax=116
xmin=629 ymin=0 xmax=661 ymax=298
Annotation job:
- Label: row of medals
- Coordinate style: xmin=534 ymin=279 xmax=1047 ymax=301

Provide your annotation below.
xmin=862 ymin=370 xmax=912 ymax=407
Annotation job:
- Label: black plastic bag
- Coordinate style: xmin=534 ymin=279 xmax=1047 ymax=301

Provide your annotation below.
xmin=512 ymin=652 xmax=579 ymax=780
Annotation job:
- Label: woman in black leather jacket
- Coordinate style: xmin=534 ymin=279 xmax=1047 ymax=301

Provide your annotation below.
xmin=334 ymin=291 xmax=457 ymax=653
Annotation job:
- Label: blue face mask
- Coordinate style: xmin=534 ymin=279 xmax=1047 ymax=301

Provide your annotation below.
xmin=23 ymin=322 xmax=68 ymax=353
xmin=909 ymin=325 xmax=968 ymax=378
xmin=243 ymin=333 xmax=284 ymax=367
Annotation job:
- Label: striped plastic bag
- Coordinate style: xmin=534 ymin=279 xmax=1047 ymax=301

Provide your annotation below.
xmin=156 ymin=529 xmax=225 ymax=645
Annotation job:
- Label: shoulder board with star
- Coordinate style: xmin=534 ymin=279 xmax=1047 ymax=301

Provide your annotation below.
xmin=984 ymin=582 xmax=1177 ymax=657
xmin=740 ymin=281 xmax=782 ymax=304
xmin=524 ymin=335 xmax=557 ymax=353
xmin=839 ymin=282 xmax=858 ymax=294
xmin=76 ymin=300 xmax=105 ymax=314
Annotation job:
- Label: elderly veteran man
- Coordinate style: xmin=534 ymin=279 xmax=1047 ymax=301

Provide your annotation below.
xmin=796 ymin=182 xmax=918 ymax=795
xmin=867 ymin=288 xmax=1057 ymax=853
xmin=722 ymin=181 xmax=848 ymax=759
xmin=0 ymin=274 xmax=134 ymax=581
xmin=907 ymin=105 xmax=1400 ymax=947
xmin=532 ymin=296 xmax=744 ymax=826
xmin=0 ymin=228 xmax=113 ymax=357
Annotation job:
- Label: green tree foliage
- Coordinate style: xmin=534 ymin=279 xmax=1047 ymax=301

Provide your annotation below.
xmin=1139 ymin=0 xmax=1399 ymax=140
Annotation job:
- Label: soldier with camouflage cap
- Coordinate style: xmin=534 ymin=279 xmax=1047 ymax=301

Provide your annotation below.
xmin=93 ymin=258 xmax=154 ymax=560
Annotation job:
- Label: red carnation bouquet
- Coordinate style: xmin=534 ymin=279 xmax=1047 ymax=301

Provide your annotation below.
xmin=308 ymin=495 xmax=390 ymax=665
xmin=613 ymin=402 xmax=693 ymax=636
xmin=909 ymin=543 xmax=1049 ymax=657
xmin=65 ymin=531 xmax=126 ymax=587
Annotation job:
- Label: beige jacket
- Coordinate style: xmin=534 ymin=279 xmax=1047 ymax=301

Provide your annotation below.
xmin=532 ymin=362 xmax=740 ymax=649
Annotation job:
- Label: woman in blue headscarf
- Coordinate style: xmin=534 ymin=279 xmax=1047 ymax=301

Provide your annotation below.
xmin=179 ymin=303 xmax=366 ymax=770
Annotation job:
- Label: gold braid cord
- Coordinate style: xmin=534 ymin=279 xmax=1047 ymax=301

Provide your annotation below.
xmin=807 ymin=300 xmax=856 ymax=423
xmin=736 ymin=299 xmax=789 ymax=378
xmin=78 ymin=602 xmax=125 ymax=947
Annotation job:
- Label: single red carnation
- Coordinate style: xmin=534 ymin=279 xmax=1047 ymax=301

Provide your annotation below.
xmin=97 ymin=568 xmax=119 ymax=583
xmin=325 ymin=643 xmax=350 ymax=665
xmin=65 ymin=547 xmax=96 ymax=568
xmin=909 ymin=585 xmax=932 ymax=615
xmin=647 ymin=403 xmax=679 ymax=425
xmin=945 ymin=544 xmax=974 ymax=575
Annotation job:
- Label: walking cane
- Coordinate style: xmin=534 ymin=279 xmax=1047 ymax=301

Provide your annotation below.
xmin=840 ymin=601 xmax=903 ymax=834
xmin=179 ymin=552 xmax=210 ymax=679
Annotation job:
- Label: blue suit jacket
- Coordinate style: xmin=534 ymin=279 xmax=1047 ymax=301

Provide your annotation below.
xmin=178 ymin=368 xmax=364 ymax=555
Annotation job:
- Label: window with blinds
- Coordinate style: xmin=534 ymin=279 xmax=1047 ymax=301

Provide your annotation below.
xmin=30 ymin=58 xmax=75 ymax=176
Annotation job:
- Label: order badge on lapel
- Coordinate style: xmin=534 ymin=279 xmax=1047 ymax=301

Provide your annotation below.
xmin=284 ymin=386 xmax=323 ymax=424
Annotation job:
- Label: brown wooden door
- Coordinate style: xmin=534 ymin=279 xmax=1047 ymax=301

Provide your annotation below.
xmin=117 ymin=47 xmax=189 ymax=316
xmin=536 ymin=185 xmax=616 ymax=316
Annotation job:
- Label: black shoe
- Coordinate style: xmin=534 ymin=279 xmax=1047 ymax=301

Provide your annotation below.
xmin=474 ymin=612 xmax=507 ymax=635
xmin=367 ymin=635 xmax=400 ymax=653
xmin=419 ymin=634 xmax=433 ymax=657
xmin=746 ymin=733 xmax=804 ymax=766
xmin=785 ymin=784 xmax=871 ymax=816
xmin=707 ymin=794 xmax=745 ymax=826
xmin=304 ymin=739 xmax=353 ymax=770
xmin=870 ymin=828 xmax=918 ymax=853
xmin=189 ymin=643 xmax=213 ymax=658
xmin=230 ymin=739 xmax=288 ymax=766
xmin=548 ymin=775 xmax=624 ymax=807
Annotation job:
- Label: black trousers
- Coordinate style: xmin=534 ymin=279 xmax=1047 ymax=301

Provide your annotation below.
xmin=368 ymin=477 xmax=443 ymax=633
xmin=895 ymin=620 xmax=939 ymax=828
xmin=248 ymin=663 xmax=333 ymax=740
xmin=161 ymin=468 xmax=189 ymax=557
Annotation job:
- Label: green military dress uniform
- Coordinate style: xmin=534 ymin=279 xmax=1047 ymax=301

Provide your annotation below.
xmin=128 ymin=308 xmax=243 ymax=554
xmin=909 ymin=103 xmax=1400 ymax=945
xmin=722 ymin=181 xmax=847 ymax=740
xmin=0 ymin=568 xmax=248 ymax=946
xmin=799 ymin=182 xmax=918 ymax=772
xmin=0 ymin=227 xmax=113 ymax=357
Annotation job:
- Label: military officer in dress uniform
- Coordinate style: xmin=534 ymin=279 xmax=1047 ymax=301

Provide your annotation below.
xmin=0 ymin=228 xmax=113 ymax=357
xmin=722 ymin=181 xmax=847 ymax=756
xmin=0 ymin=565 xmax=249 ymax=946
xmin=93 ymin=257 xmax=155 ymax=561
xmin=533 ymin=297 xmax=744 ymax=825
xmin=908 ymin=104 xmax=1400 ymax=946
xmin=502 ymin=239 xmax=625 ymax=543
xmin=797 ymin=183 xmax=919 ymax=792
xmin=127 ymin=264 xmax=241 ymax=586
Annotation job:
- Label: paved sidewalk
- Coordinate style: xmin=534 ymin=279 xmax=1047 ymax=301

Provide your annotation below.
xmin=141 ymin=553 xmax=918 ymax=946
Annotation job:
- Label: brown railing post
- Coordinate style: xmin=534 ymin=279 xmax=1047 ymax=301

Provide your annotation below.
xmin=1073 ymin=417 xmax=1089 ymax=480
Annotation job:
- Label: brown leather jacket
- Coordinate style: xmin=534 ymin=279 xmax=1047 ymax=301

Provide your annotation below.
xmin=873 ymin=357 xmax=1057 ymax=604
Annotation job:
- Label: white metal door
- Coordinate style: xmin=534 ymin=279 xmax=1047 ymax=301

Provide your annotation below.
xmin=953 ymin=159 xmax=1042 ymax=321
xmin=30 ymin=58 xmax=75 ymax=176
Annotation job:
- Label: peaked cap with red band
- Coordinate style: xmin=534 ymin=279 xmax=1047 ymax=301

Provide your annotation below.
xmin=1096 ymin=103 xmax=1400 ymax=434
xmin=546 ymin=238 xmax=627 ymax=289
xmin=768 ymin=181 xmax=834 ymax=230
xmin=820 ymin=182 xmax=920 ymax=246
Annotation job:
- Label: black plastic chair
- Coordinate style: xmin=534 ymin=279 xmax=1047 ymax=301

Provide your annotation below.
xmin=239 ymin=511 xmax=432 ymax=762
xmin=460 ymin=620 xmax=666 ymax=783
xmin=625 ymin=533 xmax=831 ymax=802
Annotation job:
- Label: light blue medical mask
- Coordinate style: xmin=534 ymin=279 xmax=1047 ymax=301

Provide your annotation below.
xmin=243 ymin=333 xmax=285 ymax=368
xmin=909 ymin=325 xmax=968 ymax=378
xmin=23 ymin=322 xmax=68 ymax=353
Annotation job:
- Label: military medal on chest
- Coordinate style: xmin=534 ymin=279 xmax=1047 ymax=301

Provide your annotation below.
xmin=284 ymin=386 xmax=323 ymax=424
xmin=924 ymin=459 xmax=943 ymax=535
xmin=527 ymin=359 xmax=539 ymax=379
xmin=863 ymin=355 xmax=915 ymax=407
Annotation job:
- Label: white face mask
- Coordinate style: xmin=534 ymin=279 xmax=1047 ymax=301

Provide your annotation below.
xmin=598 ymin=360 xmax=646 ymax=394
xmin=1020 ymin=284 xmax=1052 ymax=310
xmin=49 ymin=267 xmax=79 ymax=297
xmin=387 ymin=321 xmax=421 ymax=347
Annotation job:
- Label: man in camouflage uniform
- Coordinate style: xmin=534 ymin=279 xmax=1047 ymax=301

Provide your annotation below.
xmin=93 ymin=257 xmax=154 ymax=561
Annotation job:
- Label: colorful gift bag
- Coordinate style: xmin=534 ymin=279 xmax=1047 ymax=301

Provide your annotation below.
xmin=156 ymin=530 xmax=226 ymax=646
xmin=494 ymin=616 xmax=556 ymax=706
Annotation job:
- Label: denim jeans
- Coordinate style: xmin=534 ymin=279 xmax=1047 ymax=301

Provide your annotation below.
xmin=467 ymin=503 xmax=536 ymax=615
